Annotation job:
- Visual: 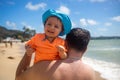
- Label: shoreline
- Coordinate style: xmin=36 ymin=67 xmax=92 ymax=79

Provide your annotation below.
xmin=0 ymin=42 xmax=106 ymax=80
xmin=95 ymin=71 xmax=106 ymax=80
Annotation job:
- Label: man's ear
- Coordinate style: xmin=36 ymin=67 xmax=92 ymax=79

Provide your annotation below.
xmin=82 ymin=47 xmax=87 ymax=54
xmin=65 ymin=41 xmax=70 ymax=52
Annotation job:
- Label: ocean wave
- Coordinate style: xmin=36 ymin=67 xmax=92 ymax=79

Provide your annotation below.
xmin=88 ymin=47 xmax=120 ymax=51
xmin=83 ymin=57 xmax=120 ymax=80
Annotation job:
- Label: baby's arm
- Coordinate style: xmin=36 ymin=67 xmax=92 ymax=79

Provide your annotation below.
xmin=57 ymin=45 xmax=67 ymax=59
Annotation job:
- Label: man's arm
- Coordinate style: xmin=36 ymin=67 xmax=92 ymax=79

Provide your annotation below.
xmin=15 ymin=60 xmax=52 ymax=80
xmin=15 ymin=53 xmax=32 ymax=79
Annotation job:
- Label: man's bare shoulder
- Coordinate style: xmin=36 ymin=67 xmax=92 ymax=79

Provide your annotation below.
xmin=81 ymin=63 xmax=95 ymax=80
xmin=50 ymin=60 xmax=95 ymax=80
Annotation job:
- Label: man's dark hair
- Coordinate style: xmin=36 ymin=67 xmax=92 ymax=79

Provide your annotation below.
xmin=65 ymin=28 xmax=90 ymax=52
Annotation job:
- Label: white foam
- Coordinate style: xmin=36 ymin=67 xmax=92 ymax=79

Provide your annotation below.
xmin=83 ymin=57 xmax=120 ymax=80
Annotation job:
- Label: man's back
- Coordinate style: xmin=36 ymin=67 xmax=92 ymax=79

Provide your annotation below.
xmin=50 ymin=59 xmax=95 ymax=80
xmin=18 ymin=59 xmax=95 ymax=80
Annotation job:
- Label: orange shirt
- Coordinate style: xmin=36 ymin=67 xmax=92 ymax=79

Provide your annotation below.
xmin=26 ymin=33 xmax=65 ymax=63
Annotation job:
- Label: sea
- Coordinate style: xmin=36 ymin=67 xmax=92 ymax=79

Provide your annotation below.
xmin=83 ymin=39 xmax=120 ymax=80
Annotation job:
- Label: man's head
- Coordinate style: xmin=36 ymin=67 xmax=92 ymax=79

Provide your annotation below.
xmin=65 ymin=28 xmax=90 ymax=52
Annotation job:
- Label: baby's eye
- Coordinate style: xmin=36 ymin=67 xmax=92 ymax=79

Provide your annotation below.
xmin=55 ymin=26 xmax=59 ymax=28
xmin=47 ymin=23 xmax=51 ymax=26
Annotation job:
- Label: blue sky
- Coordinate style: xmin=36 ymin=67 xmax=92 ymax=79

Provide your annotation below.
xmin=0 ymin=0 xmax=120 ymax=37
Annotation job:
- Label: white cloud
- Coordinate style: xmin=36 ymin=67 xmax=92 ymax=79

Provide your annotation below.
xmin=111 ymin=16 xmax=120 ymax=22
xmin=25 ymin=2 xmax=47 ymax=11
xmin=80 ymin=18 xmax=87 ymax=26
xmin=80 ymin=18 xmax=98 ymax=26
xmin=6 ymin=21 xmax=16 ymax=29
xmin=21 ymin=22 xmax=35 ymax=30
xmin=71 ymin=21 xmax=77 ymax=28
xmin=98 ymin=28 xmax=107 ymax=32
xmin=90 ymin=0 xmax=106 ymax=2
xmin=57 ymin=5 xmax=70 ymax=15
xmin=104 ymin=22 xmax=112 ymax=26
xmin=87 ymin=19 xmax=98 ymax=25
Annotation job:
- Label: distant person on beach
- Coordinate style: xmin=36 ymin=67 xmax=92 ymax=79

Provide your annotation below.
xmin=25 ymin=9 xmax=71 ymax=64
xmin=9 ymin=41 xmax=13 ymax=48
xmin=5 ymin=42 xmax=7 ymax=48
xmin=16 ymin=28 xmax=95 ymax=80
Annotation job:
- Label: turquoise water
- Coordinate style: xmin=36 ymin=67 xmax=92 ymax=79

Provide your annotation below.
xmin=83 ymin=39 xmax=120 ymax=80
xmin=84 ymin=39 xmax=120 ymax=65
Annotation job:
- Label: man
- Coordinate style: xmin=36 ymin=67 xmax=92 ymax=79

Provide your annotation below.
xmin=16 ymin=28 xmax=95 ymax=80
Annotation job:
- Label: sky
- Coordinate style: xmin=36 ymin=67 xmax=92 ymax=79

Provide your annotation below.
xmin=0 ymin=0 xmax=120 ymax=37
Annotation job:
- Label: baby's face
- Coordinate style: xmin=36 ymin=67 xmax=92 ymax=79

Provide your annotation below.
xmin=44 ymin=16 xmax=63 ymax=38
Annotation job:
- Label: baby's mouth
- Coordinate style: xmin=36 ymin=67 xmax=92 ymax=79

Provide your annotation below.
xmin=48 ymin=30 xmax=54 ymax=34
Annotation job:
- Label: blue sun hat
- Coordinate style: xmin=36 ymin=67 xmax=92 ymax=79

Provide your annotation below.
xmin=42 ymin=9 xmax=72 ymax=36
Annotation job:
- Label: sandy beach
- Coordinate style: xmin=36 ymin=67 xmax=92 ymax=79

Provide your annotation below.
xmin=0 ymin=42 xmax=106 ymax=80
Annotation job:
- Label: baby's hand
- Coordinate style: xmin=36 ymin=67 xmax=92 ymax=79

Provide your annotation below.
xmin=57 ymin=45 xmax=67 ymax=59
xmin=25 ymin=45 xmax=35 ymax=56
xmin=57 ymin=45 xmax=65 ymax=53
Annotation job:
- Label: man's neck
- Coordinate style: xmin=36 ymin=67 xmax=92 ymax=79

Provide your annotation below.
xmin=68 ymin=49 xmax=83 ymax=60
